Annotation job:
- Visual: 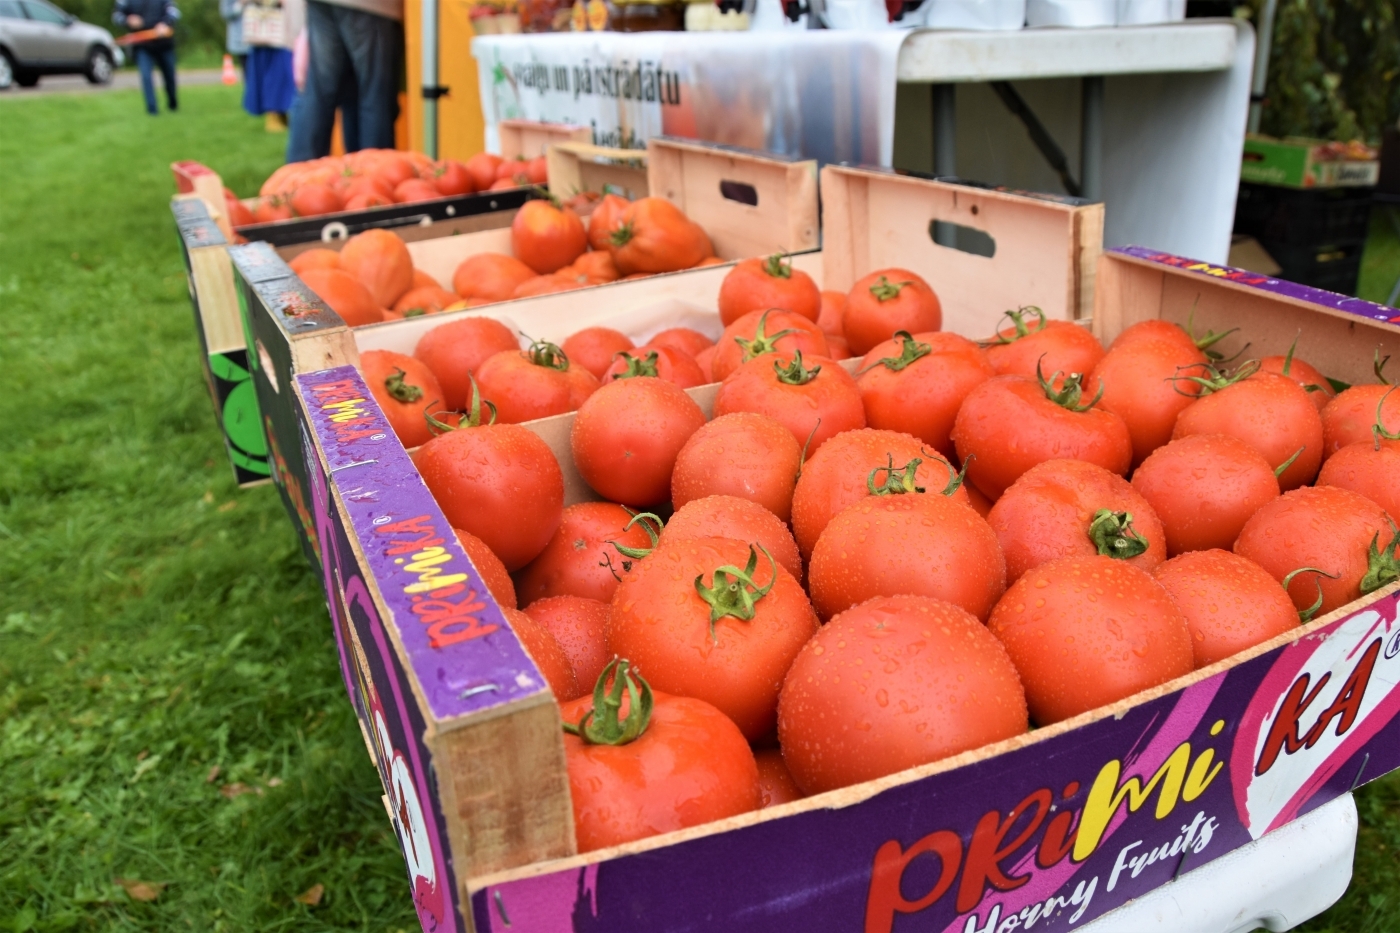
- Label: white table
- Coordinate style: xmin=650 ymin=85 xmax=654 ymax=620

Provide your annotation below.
xmin=892 ymin=20 xmax=1254 ymax=263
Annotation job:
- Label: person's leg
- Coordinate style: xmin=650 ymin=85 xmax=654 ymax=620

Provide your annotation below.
xmin=158 ymin=45 xmax=177 ymax=110
xmin=287 ymin=1 xmax=349 ymax=162
xmin=134 ymin=47 xmax=157 ymax=114
xmin=337 ymin=64 xmax=361 ymax=152
xmin=339 ymin=7 xmax=402 ymax=150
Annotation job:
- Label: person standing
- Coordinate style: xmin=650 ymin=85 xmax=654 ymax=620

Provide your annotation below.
xmin=285 ymin=0 xmax=402 ymax=161
xmin=113 ymin=0 xmax=180 ymax=115
xmin=219 ymin=0 xmax=249 ymax=72
xmin=241 ymin=0 xmax=302 ymax=132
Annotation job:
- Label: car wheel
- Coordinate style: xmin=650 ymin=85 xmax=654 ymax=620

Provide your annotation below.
xmin=16 ymin=71 xmax=39 ymax=88
xmin=85 ymin=47 xmax=114 ymax=85
xmin=0 ymin=51 xmax=14 ymax=90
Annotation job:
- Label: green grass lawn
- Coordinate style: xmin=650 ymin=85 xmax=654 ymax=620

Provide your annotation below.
xmin=0 ymin=85 xmax=417 ymax=931
xmin=1 ymin=81 xmax=1398 ymax=933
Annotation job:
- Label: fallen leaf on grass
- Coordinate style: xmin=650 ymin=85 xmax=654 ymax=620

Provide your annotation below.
xmin=267 ymin=777 xmax=283 ymax=787
xmin=115 ymin=878 xmax=166 ymax=902
xmin=219 ymin=782 xmax=262 ymax=799
xmin=206 ymin=765 xmax=221 ymax=783
xmin=218 ymin=500 xmax=238 ymax=512
xmin=295 ymin=883 xmax=325 ymax=906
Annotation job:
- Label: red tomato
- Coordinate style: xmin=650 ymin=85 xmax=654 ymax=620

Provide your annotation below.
xmin=562 ymin=326 xmax=635 ymax=378
xmin=648 ymin=326 xmax=714 ymax=359
xmin=607 ymin=537 xmax=819 ymax=739
xmin=489 ymin=176 xmax=527 ymax=191
xmin=710 ymin=309 xmax=830 ymax=382
xmin=717 ymin=253 xmax=821 ymax=325
xmin=453 ymin=528 xmax=516 ymax=609
xmin=603 ymin=346 xmax=707 ymax=389
xmin=495 ymin=156 xmax=530 ymax=181
xmin=563 ymin=250 xmax=621 ymax=283
xmin=512 ymin=200 xmax=588 ymax=274
xmin=755 ymin=749 xmax=804 ymax=808
xmin=298 ymin=268 xmax=384 ymax=328
xmin=339 ymin=228 xmax=413 ymax=308
xmin=464 ymin=153 xmax=501 ymax=191
xmin=1086 ymin=338 xmax=1209 ymax=467
xmin=506 ymin=607 xmax=579 ymax=701
xmin=525 ymin=156 xmax=548 ymax=184
xmin=586 ymin=193 xmax=631 ymax=252
xmin=476 ymin=339 xmax=600 ymax=424
xmin=512 ymin=273 xmax=587 ymax=299
xmin=1259 ymin=349 xmax=1335 ymax=412
xmin=224 ymin=190 xmax=256 ymax=227
xmin=660 ymin=495 xmax=802 ymax=582
xmin=1317 ymin=440 xmax=1400 ymax=521
xmin=825 ymin=335 xmax=852 ymax=361
xmin=607 ymin=197 xmax=714 ymax=275
xmin=394 ymin=178 xmax=443 ymax=204
xmin=790 ymin=427 xmax=968 ymax=560
xmin=1131 ymin=434 xmax=1280 ymax=555
xmin=816 ymin=290 xmax=846 ymax=337
xmin=428 ymin=158 xmax=475 ymax=196
xmin=694 ymin=345 xmax=717 ymax=382
xmin=951 ymin=372 xmax=1133 ymax=501
xmin=1321 ymin=367 xmax=1400 ymax=459
xmin=1152 ymin=550 xmax=1300 ymax=668
xmin=713 ymin=352 xmax=865 ymax=454
xmin=288 ymin=247 xmax=341 ymax=275
xmin=290 ymin=183 xmax=343 ymax=217
xmin=561 ymin=661 xmax=760 ymax=853
xmin=987 ymin=458 xmax=1166 ymax=585
xmin=671 ymin=413 xmax=802 ymax=523
xmin=412 ymin=316 xmax=520 ymax=411
xmin=359 ymin=350 xmax=445 ymax=449
xmin=1109 ymin=318 xmax=1226 ymax=356
xmin=253 ymin=194 xmax=292 ymax=223
xmin=572 ymin=377 xmax=707 ymax=506
xmin=515 ymin=503 xmax=659 ymax=606
xmin=391 ymin=285 xmax=457 ymax=318
xmin=413 ymin=398 xmax=564 ymax=570
xmin=988 ymin=556 xmax=1194 ymax=725
xmin=1172 ymin=370 xmax=1323 ymax=490
xmin=984 ymin=308 xmax=1105 ymax=379
xmin=842 ymin=268 xmax=942 ymax=355
xmin=1235 ymin=486 xmax=1398 ymax=617
xmin=523 ymin=595 xmax=610 ymax=690
xmin=778 ymin=595 xmax=1028 ymax=795
xmin=856 ymin=331 xmax=995 ymax=460
xmin=808 ymin=493 xmax=1005 ymax=622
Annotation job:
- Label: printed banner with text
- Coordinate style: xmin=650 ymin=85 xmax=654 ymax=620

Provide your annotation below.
xmin=471 ymin=31 xmax=907 ymax=166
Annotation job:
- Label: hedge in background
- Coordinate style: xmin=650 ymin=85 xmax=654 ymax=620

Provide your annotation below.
xmin=1248 ymin=0 xmax=1400 ymax=143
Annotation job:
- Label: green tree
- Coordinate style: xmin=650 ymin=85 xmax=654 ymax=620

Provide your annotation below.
xmin=1247 ymin=0 xmax=1400 ymax=143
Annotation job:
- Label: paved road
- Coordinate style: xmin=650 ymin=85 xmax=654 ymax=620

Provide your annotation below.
xmin=1 ymin=68 xmax=225 ymax=97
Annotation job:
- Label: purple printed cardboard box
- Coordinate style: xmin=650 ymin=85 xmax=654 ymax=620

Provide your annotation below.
xmin=283 ymin=243 xmax=1400 ymax=933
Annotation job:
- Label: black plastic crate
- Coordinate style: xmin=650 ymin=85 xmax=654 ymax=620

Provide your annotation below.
xmin=1234 ymin=182 xmax=1374 ymax=247
xmin=1257 ymin=239 xmax=1365 ymax=296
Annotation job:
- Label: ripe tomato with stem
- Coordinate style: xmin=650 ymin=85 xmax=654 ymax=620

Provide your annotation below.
xmin=713 ymin=350 xmax=865 ymax=455
xmin=856 ymin=331 xmax=995 ymax=460
xmin=607 ymin=537 xmax=819 ymax=740
xmin=951 ymin=361 xmax=1132 ymax=501
xmin=561 ymin=660 xmax=760 ymax=852
xmin=414 ymin=377 xmax=564 ymax=570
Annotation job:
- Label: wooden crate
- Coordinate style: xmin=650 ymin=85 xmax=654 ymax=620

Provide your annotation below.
xmin=545 ymin=142 xmax=649 ymax=201
xmin=229 ymin=136 xmax=822 ymax=535
xmin=498 ymin=119 xmax=592 ymax=160
xmin=282 ymin=248 xmax=1400 ymax=933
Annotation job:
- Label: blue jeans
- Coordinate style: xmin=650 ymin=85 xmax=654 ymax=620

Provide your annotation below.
xmin=287 ymin=1 xmax=401 ymax=161
xmin=134 ymin=44 xmax=177 ymax=115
